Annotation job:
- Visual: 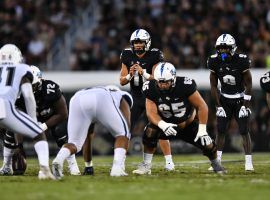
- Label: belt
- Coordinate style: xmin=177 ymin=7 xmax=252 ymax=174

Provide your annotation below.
xmin=220 ymin=92 xmax=244 ymax=99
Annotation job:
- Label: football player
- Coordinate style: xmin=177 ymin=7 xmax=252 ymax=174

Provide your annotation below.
xmin=119 ymin=29 xmax=175 ymax=170
xmin=132 ymin=62 xmax=225 ymax=175
xmin=208 ymin=34 xmax=254 ymax=171
xmin=260 ymin=71 xmax=270 ymax=108
xmin=0 ymin=44 xmax=54 ymax=179
xmin=52 ymin=85 xmax=133 ymax=178
xmin=0 ymin=66 xmax=80 ymax=176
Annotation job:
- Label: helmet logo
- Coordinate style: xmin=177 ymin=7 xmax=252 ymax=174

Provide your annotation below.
xmin=160 ymin=63 xmax=165 ymax=76
xmin=222 ymin=34 xmax=226 ymax=41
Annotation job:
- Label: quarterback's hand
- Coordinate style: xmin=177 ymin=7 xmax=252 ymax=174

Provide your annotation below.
xmin=216 ymin=107 xmax=226 ymax=117
xmin=129 ymin=65 xmax=136 ymax=76
xmin=134 ymin=64 xmax=143 ymax=75
xmin=158 ymin=120 xmax=177 ymax=136
xmin=239 ymin=106 xmax=251 ymax=118
xmin=194 ymin=124 xmax=212 ymax=146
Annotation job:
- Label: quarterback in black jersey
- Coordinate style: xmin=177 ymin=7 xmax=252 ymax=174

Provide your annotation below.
xmin=132 ymin=62 xmax=225 ymax=175
xmin=208 ymin=34 xmax=254 ymax=171
xmin=260 ymin=71 xmax=270 ymax=108
xmin=0 ymin=66 xmax=80 ymax=176
xmin=119 ymin=29 xmax=174 ymax=170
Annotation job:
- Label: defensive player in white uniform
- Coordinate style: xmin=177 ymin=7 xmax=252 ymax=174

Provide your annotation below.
xmin=0 ymin=44 xmax=55 ymax=180
xmin=52 ymin=85 xmax=133 ymax=178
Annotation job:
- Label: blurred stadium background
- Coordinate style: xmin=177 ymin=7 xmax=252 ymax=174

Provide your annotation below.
xmin=0 ymin=0 xmax=270 ymax=156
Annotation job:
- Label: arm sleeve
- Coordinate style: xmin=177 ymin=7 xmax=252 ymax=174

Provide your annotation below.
xmin=21 ymin=83 xmax=37 ymax=122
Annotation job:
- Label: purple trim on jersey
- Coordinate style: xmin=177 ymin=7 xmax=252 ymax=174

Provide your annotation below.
xmin=9 ymin=101 xmax=42 ymax=134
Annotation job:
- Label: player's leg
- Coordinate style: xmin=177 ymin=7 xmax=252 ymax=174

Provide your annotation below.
xmin=235 ymin=104 xmax=254 ymax=171
xmin=52 ymin=95 xmax=92 ymax=179
xmin=158 ymin=139 xmax=174 ymax=171
xmin=51 ymin=122 xmax=81 ymax=175
xmin=1 ymin=103 xmax=54 ymax=179
xmin=82 ymin=123 xmax=95 ymax=175
xmin=132 ymin=124 xmax=160 ymax=175
xmin=179 ymin=121 xmax=226 ymax=174
xmin=0 ymin=130 xmax=17 ymax=175
xmin=97 ymin=96 xmax=130 ymax=176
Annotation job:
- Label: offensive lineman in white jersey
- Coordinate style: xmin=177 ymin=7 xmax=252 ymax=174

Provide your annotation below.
xmin=0 ymin=44 xmax=55 ymax=180
xmin=52 ymin=85 xmax=133 ymax=178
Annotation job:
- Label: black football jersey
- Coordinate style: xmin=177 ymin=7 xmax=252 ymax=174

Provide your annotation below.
xmin=260 ymin=71 xmax=270 ymax=92
xmin=120 ymin=48 xmax=164 ymax=94
xmin=16 ymin=79 xmax=62 ymax=122
xmin=143 ymin=77 xmax=197 ymax=124
xmin=207 ymin=53 xmax=251 ymax=95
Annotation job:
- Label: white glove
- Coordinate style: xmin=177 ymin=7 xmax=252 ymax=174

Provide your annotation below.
xmin=158 ymin=120 xmax=177 ymax=136
xmin=239 ymin=106 xmax=251 ymax=118
xmin=216 ymin=107 xmax=226 ymax=117
xmin=39 ymin=122 xmax=48 ymax=131
xmin=194 ymin=124 xmax=212 ymax=146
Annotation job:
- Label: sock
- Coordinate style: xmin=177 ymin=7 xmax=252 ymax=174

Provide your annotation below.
xmin=85 ymin=161 xmax=93 ymax=167
xmin=34 ymin=141 xmax=49 ymax=167
xmin=245 ymin=155 xmax=253 ymax=165
xmin=54 ymin=147 xmax=71 ymax=166
xmin=66 ymin=154 xmax=77 ymax=165
xmin=113 ymin=148 xmax=126 ymax=167
xmin=3 ymin=147 xmax=14 ymax=167
xmin=143 ymin=153 xmax=153 ymax=165
xmin=164 ymin=155 xmax=173 ymax=164
xmin=210 ymin=158 xmax=220 ymax=165
xmin=217 ymin=151 xmax=223 ymax=162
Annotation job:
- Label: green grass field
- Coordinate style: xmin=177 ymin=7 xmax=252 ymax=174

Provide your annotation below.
xmin=0 ymin=153 xmax=270 ymax=200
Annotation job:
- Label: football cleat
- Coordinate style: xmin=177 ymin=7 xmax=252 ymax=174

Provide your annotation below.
xmin=68 ymin=161 xmax=81 ymax=176
xmin=38 ymin=166 xmax=56 ymax=180
xmin=211 ymin=162 xmax=227 ymax=174
xmin=110 ymin=165 xmax=128 ymax=177
xmin=245 ymin=163 xmax=254 ymax=171
xmin=0 ymin=164 xmax=13 ymax=176
xmin=132 ymin=162 xmax=151 ymax=175
xmin=83 ymin=166 xmax=94 ymax=175
xmin=52 ymin=162 xmax=64 ymax=180
xmin=165 ymin=162 xmax=175 ymax=171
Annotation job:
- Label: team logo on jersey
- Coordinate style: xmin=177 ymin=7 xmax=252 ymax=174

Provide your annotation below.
xmin=158 ymin=98 xmax=162 ymax=102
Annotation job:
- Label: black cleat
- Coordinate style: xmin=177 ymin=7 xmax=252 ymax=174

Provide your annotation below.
xmin=83 ymin=166 xmax=94 ymax=175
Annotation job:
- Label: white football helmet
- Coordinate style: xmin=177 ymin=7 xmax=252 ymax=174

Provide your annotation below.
xmin=130 ymin=29 xmax=151 ymax=53
xmin=154 ymin=62 xmax=176 ymax=83
xmin=215 ymin=34 xmax=237 ymax=55
xmin=0 ymin=44 xmax=23 ymax=64
xmin=30 ymin=65 xmax=42 ymax=85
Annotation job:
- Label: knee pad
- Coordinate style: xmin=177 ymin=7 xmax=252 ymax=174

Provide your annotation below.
xmin=202 ymin=142 xmax=217 ymax=160
xmin=4 ymin=131 xmax=18 ymax=149
xmin=142 ymin=124 xmax=159 ymax=148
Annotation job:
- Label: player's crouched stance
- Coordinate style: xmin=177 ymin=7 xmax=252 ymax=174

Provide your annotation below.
xmin=52 ymin=85 xmax=133 ymax=179
xmin=132 ymin=62 xmax=226 ymax=175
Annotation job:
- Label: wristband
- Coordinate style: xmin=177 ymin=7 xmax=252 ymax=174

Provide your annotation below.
xmin=142 ymin=72 xmax=151 ymax=80
xmin=244 ymin=95 xmax=251 ymax=101
xmin=40 ymin=123 xmax=48 ymax=131
xmin=125 ymin=74 xmax=131 ymax=81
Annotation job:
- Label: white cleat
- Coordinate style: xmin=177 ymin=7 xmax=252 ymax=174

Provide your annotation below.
xmin=132 ymin=162 xmax=151 ymax=175
xmin=38 ymin=166 xmax=56 ymax=180
xmin=110 ymin=165 xmax=128 ymax=177
xmin=165 ymin=162 xmax=175 ymax=171
xmin=245 ymin=163 xmax=254 ymax=171
xmin=0 ymin=164 xmax=13 ymax=176
xmin=68 ymin=162 xmax=81 ymax=176
xmin=52 ymin=162 xmax=64 ymax=179
xmin=208 ymin=166 xmax=214 ymax=171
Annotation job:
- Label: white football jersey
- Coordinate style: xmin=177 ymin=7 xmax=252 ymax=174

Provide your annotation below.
xmin=0 ymin=62 xmax=32 ymax=103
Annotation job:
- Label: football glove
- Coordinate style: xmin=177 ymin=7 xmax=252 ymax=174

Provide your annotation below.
xmin=158 ymin=120 xmax=177 ymax=136
xmin=216 ymin=107 xmax=226 ymax=117
xmin=239 ymin=106 xmax=251 ymax=118
xmin=194 ymin=124 xmax=212 ymax=146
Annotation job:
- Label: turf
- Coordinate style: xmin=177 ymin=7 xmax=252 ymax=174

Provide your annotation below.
xmin=0 ymin=153 xmax=269 ymax=200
